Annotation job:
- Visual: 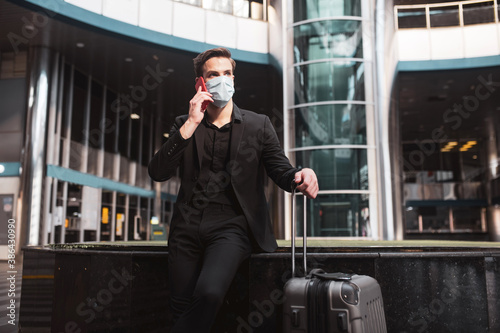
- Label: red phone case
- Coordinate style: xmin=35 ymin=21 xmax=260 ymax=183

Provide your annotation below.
xmin=195 ymin=77 xmax=209 ymax=110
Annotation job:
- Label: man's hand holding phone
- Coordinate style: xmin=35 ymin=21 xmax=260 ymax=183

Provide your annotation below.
xmin=195 ymin=77 xmax=211 ymax=111
xmin=180 ymin=77 xmax=213 ymax=139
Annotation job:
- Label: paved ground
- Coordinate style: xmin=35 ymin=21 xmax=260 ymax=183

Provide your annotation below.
xmin=0 ymin=260 xmax=22 ymax=333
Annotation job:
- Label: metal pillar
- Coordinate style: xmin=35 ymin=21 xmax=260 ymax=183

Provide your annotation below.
xmin=19 ymin=47 xmax=58 ymax=246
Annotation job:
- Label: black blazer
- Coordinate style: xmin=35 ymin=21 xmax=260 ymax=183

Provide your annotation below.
xmin=148 ymin=105 xmax=298 ymax=252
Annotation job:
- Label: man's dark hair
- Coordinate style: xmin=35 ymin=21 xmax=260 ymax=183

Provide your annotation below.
xmin=193 ymin=47 xmax=236 ymax=77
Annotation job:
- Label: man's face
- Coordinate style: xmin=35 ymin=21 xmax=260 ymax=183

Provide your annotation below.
xmin=201 ymin=57 xmax=234 ymax=83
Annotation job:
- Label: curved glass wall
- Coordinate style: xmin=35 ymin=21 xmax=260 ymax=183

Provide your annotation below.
xmin=295 ymin=149 xmax=368 ymax=191
xmin=293 ymin=0 xmax=362 ymax=21
xmin=292 ymin=61 xmax=365 ymax=104
xmin=293 ymin=20 xmax=364 ymax=61
xmin=289 ymin=0 xmax=375 ymax=238
xmin=293 ymin=104 xmax=367 ymax=147
xmin=295 ymin=194 xmax=370 ymax=237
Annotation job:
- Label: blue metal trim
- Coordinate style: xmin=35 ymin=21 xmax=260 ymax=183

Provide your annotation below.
xmin=46 ymin=165 xmax=155 ymax=198
xmin=398 ymin=55 xmax=500 ymax=72
xmin=0 ymin=162 xmax=21 ymax=177
xmin=405 ymin=199 xmax=488 ymax=207
xmin=21 ymin=0 xmax=270 ymax=65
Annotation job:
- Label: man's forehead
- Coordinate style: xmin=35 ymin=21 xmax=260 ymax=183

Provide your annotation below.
xmin=203 ymin=57 xmax=233 ymax=72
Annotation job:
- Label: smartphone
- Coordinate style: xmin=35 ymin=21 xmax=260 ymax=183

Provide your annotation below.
xmin=195 ymin=77 xmax=210 ymax=110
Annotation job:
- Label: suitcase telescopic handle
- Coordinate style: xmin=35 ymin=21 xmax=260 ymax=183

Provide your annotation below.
xmin=291 ymin=185 xmax=307 ymax=277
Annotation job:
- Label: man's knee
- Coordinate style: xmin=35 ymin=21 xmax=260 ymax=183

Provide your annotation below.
xmin=195 ymin=287 xmax=225 ymax=308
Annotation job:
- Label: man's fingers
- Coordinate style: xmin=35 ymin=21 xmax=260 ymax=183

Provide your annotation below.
xmin=295 ymin=170 xmax=318 ymax=199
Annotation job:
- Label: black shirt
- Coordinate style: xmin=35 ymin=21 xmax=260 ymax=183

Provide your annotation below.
xmin=191 ymin=110 xmax=242 ymax=206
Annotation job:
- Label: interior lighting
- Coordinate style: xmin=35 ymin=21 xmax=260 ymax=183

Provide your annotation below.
xmin=130 ymin=113 xmax=140 ymax=120
xmin=76 ymin=42 xmax=85 ymax=48
xmin=163 ymin=133 xmax=170 ymax=138
xmin=0 ymin=164 xmax=5 ymax=174
xmin=441 ymin=141 xmax=459 ymax=152
xmin=125 ymin=57 xmax=133 ymax=62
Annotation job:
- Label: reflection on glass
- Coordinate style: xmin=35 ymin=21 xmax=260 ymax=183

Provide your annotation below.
xmin=453 ymin=206 xmax=484 ymax=230
xmin=294 ymin=0 xmax=361 ymax=22
xmin=397 ymin=8 xmax=427 ymax=29
xmin=294 ymin=148 xmax=368 ymax=190
xmin=292 ymin=104 xmax=366 ymax=147
xmin=175 ymin=0 xmax=202 ymax=6
xmin=463 ymin=2 xmax=495 ymax=25
xmin=295 ymin=194 xmax=370 ymax=237
xmin=202 ymin=0 xmax=232 ymax=14
xmin=234 ymin=0 xmax=250 ymax=17
xmin=429 ymin=6 xmax=459 ymax=28
xmin=293 ymin=61 xmax=365 ymax=104
xmin=294 ymin=20 xmax=363 ymax=63
xmin=405 ymin=205 xmax=484 ymax=233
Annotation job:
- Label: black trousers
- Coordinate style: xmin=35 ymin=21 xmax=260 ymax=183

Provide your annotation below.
xmin=168 ymin=203 xmax=252 ymax=333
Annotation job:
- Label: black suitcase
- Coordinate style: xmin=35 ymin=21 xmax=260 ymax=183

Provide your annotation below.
xmin=283 ymin=189 xmax=387 ymax=333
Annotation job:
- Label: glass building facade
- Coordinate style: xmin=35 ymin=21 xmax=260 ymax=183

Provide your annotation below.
xmin=287 ymin=0 xmax=378 ymax=237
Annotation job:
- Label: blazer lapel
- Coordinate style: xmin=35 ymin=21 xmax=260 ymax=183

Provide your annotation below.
xmin=230 ymin=106 xmax=245 ymax=165
xmin=194 ymin=123 xmax=205 ymax=171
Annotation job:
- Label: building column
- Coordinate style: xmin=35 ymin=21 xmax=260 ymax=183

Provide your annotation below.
xmin=20 ymin=46 xmax=59 ymax=246
xmin=486 ymin=118 xmax=500 ymax=241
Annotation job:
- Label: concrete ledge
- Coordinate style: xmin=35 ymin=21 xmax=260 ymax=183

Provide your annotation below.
xmin=19 ymin=241 xmax=500 ymax=332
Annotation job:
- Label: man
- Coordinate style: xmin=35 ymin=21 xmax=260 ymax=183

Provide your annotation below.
xmin=148 ymin=47 xmax=318 ymax=332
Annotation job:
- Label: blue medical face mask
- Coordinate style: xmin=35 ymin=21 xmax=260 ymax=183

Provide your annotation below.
xmin=205 ymin=75 xmax=234 ymax=108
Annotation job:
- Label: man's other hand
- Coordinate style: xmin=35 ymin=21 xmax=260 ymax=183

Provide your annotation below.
xmin=294 ymin=168 xmax=319 ymax=199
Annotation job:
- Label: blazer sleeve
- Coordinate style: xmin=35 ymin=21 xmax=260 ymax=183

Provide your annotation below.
xmin=148 ymin=116 xmax=190 ymax=182
xmin=260 ymin=116 xmax=299 ymax=192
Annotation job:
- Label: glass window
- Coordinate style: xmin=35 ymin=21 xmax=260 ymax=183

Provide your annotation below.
xmin=142 ymin=112 xmax=152 ymax=166
xmin=71 ymin=70 xmax=87 ymax=143
xmin=293 ymin=60 xmax=365 ymax=104
xmin=294 ymin=148 xmax=368 ymax=190
xmin=100 ymin=190 xmax=113 ymax=241
xmin=294 ymin=0 xmax=361 ymax=22
xmin=65 ymin=183 xmax=83 ymax=243
xmin=397 ymin=8 xmax=427 ymax=29
xmin=61 ymin=63 xmax=73 ymax=140
xmin=203 ymin=0 xmax=232 ymax=14
xmin=174 ymin=0 xmax=201 ymax=5
xmin=463 ymin=2 xmax=495 ymax=25
xmin=292 ymin=104 xmax=366 ymax=148
xmin=105 ymin=90 xmax=118 ymax=153
xmin=234 ymin=0 xmax=250 ymax=17
xmin=118 ymin=99 xmax=130 ymax=158
xmin=294 ymin=20 xmax=363 ymax=63
xmin=115 ymin=193 xmax=126 ymax=241
xmin=89 ymin=80 xmax=104 ymax=149
xmin=429 ymin=6 xmax=459 ymax=28
xmin=295 ymin=193 xmax=370 ymax=237
xmin=498 ymin=0 xmax=500 ymax=23
xmin=453 ymin=206 xmax=484 ymax=231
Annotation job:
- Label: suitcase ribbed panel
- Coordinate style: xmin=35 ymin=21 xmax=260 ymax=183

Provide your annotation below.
xmin=365 ymin=296 xmax=387 ymax=333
